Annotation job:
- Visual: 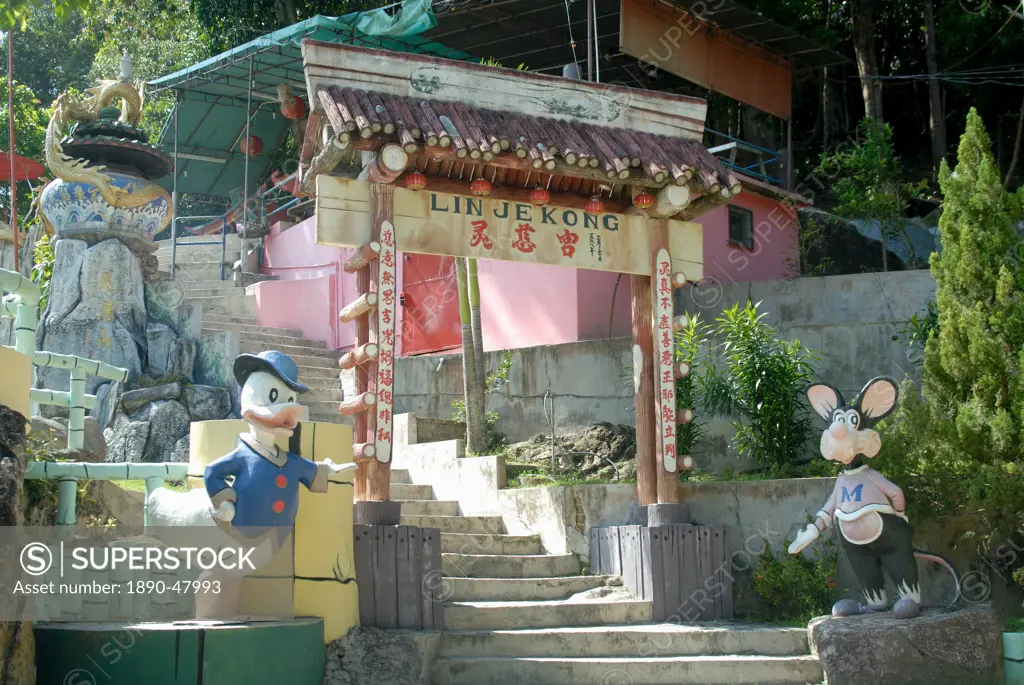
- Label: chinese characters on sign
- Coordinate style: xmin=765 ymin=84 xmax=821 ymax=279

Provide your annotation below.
xmin=653 ymin=249 xmax=677 ymax=474
xmin=470 ymin=220 xmax=494 ymax=249
xmin=375 ymin=220 xmax=398 ymax=463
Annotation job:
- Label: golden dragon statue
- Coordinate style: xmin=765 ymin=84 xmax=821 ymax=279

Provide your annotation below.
xmin=43 ymin=80 xmax=167 ymax=215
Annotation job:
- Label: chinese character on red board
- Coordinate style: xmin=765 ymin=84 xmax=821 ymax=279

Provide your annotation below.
xmin=379 ymin=369 xmax=393 ymax=387
xmin=661 ymin=350 xmax=673 ymax=366
xmin=381 ymin=271 xmax=395 ymax=286
xmin=556 ymin=229 xmax=579 ymax=258
xmin=379 ymin=349 xmax=393 ymax=365
xmin=662 ymin=405 xmax=675 ymax=423
xmin=379 ymin=408 xmax=391 ymax=423
xmin=382 ymin=250 xmax=395 ymax=267
xmin=382 ymin=309 xmax=392 ymax=325
xmin=377 ymin=428 xmax=391 ymax=443
xmin=382 ymin=329 xmax=395 ymax=346
xmin=659 ymin=261 xmax=671 ymax=276
xmin=659 ymin=314 xmax=670 ymax=330
xmin=379 ymin=389 xmax=393 ymax=404
xmin=381 ymin=288 xmax=395 ymax=306
xmin=662 ymin=370 xmax=673 ymax=384
xmin=470 ymin=220 xmax=494 ymax=249
xmin=381 ymin=228 xmax=395 ymax=248
xmin=664 ymin=424 xmax=675 ymax=438
xmin=512 ymin=223 xmax=537 ymax=253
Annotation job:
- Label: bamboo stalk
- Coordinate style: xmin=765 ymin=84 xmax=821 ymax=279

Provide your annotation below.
xmin=340 ymin=392 xmax=377 ymax=416
xmin=343 ymin=242 xmax=381 ymax=273
xmin=339 ymin=343 xmax=380 ymax=369
xmin=339 ymin=292 xmax=378 ymax=323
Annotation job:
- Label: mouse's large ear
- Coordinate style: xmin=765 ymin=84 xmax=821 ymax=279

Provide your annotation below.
xmin=805 ymin=382 xmax=843 ymax=422
xmin=855 ymin=377 xmax=899 ymax=426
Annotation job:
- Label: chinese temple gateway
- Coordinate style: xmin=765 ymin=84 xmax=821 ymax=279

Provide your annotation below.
xmin=300 ymin=42 xmax=739 ymax=521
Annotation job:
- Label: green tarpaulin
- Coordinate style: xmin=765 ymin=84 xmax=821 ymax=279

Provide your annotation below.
xmin=148 ymin=5 xmax=469 ymax=202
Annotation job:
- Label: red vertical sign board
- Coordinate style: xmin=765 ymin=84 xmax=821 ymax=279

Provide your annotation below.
xmin=375 ymin=220 xmax=398 ymax=463
xmin=653 ymin=248 xmax=677 ymax=474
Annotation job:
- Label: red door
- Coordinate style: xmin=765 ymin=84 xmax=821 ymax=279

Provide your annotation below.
xmin=400 ymin=254 xmax=463 ymax=355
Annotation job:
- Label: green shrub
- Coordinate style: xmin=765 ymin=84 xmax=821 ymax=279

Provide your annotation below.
xmin=752 ymin=543 xmax=839 ymax=623
xmin=703 ymin=301 xmax=819 ymax=475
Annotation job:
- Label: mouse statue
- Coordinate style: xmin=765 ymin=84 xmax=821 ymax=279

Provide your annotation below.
xmin=787 ymin=376 xmax=959 ymax=619
xmin=147 ymin=350 xmax=357 ymax=619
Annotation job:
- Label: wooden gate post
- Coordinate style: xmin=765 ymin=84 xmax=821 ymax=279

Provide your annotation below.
xmin=650 ymin=220 xmax=680 ymax=505
xmin=631 ymin=272 xmax=657 ymax=507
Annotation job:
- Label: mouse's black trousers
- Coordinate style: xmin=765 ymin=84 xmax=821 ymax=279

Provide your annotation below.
xmin=840 ymin=513 xmax=920 ymax=606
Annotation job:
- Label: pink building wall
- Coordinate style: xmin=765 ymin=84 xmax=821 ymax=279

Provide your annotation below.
xmin=252 ymin=191 xmax=799 ymax=355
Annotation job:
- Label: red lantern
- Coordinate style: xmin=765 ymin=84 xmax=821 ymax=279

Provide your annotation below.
xmin=470 ymin=179 xmax=492 ymax=197
xmin=633 ymin=191 xmax=655 ymax=209
xmin=585 ymin=196 xmax=604 ymax=214
xmin=405 ymin=171 xmax=427 ymax=191
xmin=281 ymin=96 xmax=307 ymax=121
xmin=530 ymin=187 xmax=550 ymax=206
xmin=240 ymin=135 xmax=263 ymax=156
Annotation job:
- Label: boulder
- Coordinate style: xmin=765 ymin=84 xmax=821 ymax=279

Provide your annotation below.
xmin=169 ymin=338 xmax=197 ymax=382
xmin=36 ymin=239 xmax=148 ymax=394
xmin=31 ymin=416 xmax=108 ymax=461
xmin=146 ymin=322 xmax=177 ymax=376
xmin=169 ymin=435 xmax=190 ymax=463
xmin=120 ymin=382 xmax=182 ymax=413
xmin=323 ymin=626 xmax=425 ymax=685
xmin=133 ymin=400 xmax=191 ymax=463
xmin=92 ymin=380 xmax=123 ymax=430
xmin=808 ymin=605 xmax=1003 ymax=685
xmin=182 ymin=385 xmax=232 ymax=421
xmin=104 ymin=411 xmax=150 ymax=463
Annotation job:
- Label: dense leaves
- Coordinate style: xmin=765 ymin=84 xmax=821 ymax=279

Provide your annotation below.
xmin=875 ymin=110 xmax=1024 ymax=546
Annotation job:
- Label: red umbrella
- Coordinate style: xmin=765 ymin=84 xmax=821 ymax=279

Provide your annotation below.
xmin=0 ymin=151 xmax=44 ymax=181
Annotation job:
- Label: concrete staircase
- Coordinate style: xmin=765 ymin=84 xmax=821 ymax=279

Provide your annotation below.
xmin=388 ymin=464 xmax=823 ymax=685
xmin=154 ymin=236 xmax=344 ymax=424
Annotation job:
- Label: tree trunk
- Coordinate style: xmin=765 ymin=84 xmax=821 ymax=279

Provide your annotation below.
xmin=456 ymin=259 xmax=486 ymax=453
xmin=1005 ymin=94 xmax=1024 ymax=190
xmin=851 ymin=0 xmax=883 ymax=121
xmin=0 ymin=404 xmax=35 ymax=685
xmin=467 ymin=257 xmax=486 ymax=415
xmin=923 ymin=0 xmax=946 ymax=174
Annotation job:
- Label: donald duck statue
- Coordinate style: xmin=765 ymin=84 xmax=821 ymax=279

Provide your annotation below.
xmin=147 ymin=350 xmax=357 ymax=619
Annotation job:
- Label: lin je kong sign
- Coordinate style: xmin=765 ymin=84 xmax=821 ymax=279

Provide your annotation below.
xmin=315 ymin=177 xmax=704 ymax=278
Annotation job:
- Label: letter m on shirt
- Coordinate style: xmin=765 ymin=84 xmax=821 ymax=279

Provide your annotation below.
xmin=841 ymin=483 xmax=864 ymax=504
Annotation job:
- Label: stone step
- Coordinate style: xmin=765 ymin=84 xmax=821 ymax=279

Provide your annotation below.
xmin=189 ymin=285 xmax=250 ymax=299
xmin=443 ymin=553 xmax=579 ymax=579
xmin=239 ymin=340 xmax=338 ymax=360
xmin=302 ymin=388 xmax=344 ymax=404
xmin=398 ymin=500 xmax=459 ymax=517
xmin=309 ymin=412 xmax=351 ymax=425
xmin=431 ymin=655 xmax=823 ymax=685
xmin=444 ymin=599 xmax=652 ymax=631
xmin=391 ymin=483 xmax=434 ymax=500
xmin=203 ymin=328 xmax=328 ymax=350
xmin=438 ymin=624 xmax=813 ymax=658
xmin=446 ymin=576 xmax=615 ymax=603
xmin=157 ymin=248 xmax=240 ymax=264
xmin=188 ymin=296 xmax=254 ymax=318
xmin=391 ymin=469 xmax=411 ymax=484
xmin=201 ymin=316 xmax=305 ymax=338
xmin=400 ymin=515 xmax=504 ymax=535
xmin=441 ymin=533 xmax=543 ymax=556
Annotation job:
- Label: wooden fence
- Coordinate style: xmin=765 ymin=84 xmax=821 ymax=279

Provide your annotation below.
xmin=591 ymin=523 xmax=733 ymax=621
xmin=353 ymin=524 xmax=444 ymax=630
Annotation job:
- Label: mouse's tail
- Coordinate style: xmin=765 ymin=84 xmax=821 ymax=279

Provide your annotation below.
xmin=914 ymin=548 xmax=961 ymax=609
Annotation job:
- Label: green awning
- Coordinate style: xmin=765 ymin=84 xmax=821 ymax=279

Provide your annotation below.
xmin=148 ymin=7 xmax=471 ymax=202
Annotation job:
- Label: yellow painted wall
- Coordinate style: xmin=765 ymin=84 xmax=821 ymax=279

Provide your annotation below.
xmin=0 ymin=346 xmax=31 ymax=423
xmin=188 ymin=420 xmax=357 ymax=643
